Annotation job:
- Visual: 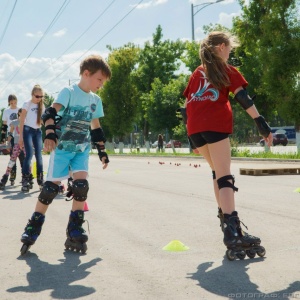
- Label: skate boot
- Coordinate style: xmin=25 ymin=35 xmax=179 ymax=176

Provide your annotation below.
xmin=20 ymin=212 xmax=45 ymax=255
xmin=58 ymin=182 xmax=65 ymax=195
xmin=28 ymin=173 xmax=34 ymax=189
xmin=21 ymin=174 xmax=31 ymax=192
xmin=37 ymin=173 xmax=44 ymax=191
xmin=217 ymin=207 xmax=224 ymax=232
xmin=0 ymin=174 xmax=9 ymax=190
xmin=223 ymin=211 xmax=266 ymax=261
xmin=10 ymin=169 xmax=16 ymax=186
xmin=65 ymin=210 xmax=88 ymax=254
xmin=65 ymin=177 xmax=74 ymax=200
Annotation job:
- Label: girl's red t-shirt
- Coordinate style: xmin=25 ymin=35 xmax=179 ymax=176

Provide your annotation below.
xmin=183 ymin=65 xmax=248 ymax=135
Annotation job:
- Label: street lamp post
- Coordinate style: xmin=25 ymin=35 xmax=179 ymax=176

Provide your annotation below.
xmin=191 ymin=0 xmax=225 ymax=41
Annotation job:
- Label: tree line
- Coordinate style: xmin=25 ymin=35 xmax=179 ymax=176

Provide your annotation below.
xmin=2 ymin=0 xmax=299 ymax=146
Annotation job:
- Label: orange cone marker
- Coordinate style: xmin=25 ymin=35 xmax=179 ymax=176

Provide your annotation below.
xmin=84 ymin=201 xmax=89 ymax=212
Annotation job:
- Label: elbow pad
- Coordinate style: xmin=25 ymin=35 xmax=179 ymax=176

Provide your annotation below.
xmin=254 ymin=116 xmax=271 ymax=138
xmin=234 ymin=89 xmax=254 ymax=110
xmin=41 ymin=107 xmax=61 ymax=125
xmin=90 ymin=128 xmax=106 ymax=144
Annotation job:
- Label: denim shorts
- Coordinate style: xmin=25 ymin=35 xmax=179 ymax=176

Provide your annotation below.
xmin=189 ymin=131 xmax=229 ymax=149
xmin=46 ymin=147 xmax=90 ymax=181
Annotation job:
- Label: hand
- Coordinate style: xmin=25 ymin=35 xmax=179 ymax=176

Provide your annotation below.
xmin=18 ymin=139 xmax=24 ymax=148
xmin=98 ymin=150 xmax=109 ymax=169
xmin=43 ymin=138 xmax=57 ymax=152
xmin=264 ymin=132 xmax=273 ymax=147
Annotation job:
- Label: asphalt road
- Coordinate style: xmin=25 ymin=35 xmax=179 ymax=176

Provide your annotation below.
xmin=0 ymin=154 xmax=300 ymax=300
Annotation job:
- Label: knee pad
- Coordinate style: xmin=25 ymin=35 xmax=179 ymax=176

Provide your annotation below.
xmin=212 ymin=170 xmax=216 ymax=180
xmin=217 ymin=175 xmax=238 ymax=192
xmin=72 ymin=179 xmax=89 ymax=201
xmin=38 ymin=181 xmax=59 ymax=205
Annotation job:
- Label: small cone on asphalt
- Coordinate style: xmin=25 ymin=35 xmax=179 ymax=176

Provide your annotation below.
xmin=293 ymin=187 xmax=300 ymax=193
xmin=84 ymin=201 xmax=89 ymax=212
xmin=162 ymin=240 xmax=189 ymax=252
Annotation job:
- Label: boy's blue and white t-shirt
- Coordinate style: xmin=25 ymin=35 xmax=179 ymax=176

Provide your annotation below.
xmin=54 ymin=84 xmax=104 ymax=153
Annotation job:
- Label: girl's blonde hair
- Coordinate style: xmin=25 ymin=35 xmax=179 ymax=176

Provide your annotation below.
xmin=31 ymin=84 xmax=44 ymax=126
xmin=200 ymin=31 xmax=237 ymax=90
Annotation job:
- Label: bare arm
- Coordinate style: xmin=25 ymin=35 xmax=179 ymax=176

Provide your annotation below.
xmin=18 ymin=109 xmax=27 ymax=146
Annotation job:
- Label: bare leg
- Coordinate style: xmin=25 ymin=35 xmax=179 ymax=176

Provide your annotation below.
xmin=196 ymin=138 xmax=235 ymax=214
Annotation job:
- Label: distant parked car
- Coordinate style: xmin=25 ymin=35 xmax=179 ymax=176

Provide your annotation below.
xmin=151 ymin=141 xmax=166 ymax=148
xmin=166 ymin=140 xmax=182 ymax=148
xmin=260 ymin=133 xmax=288 ymax=146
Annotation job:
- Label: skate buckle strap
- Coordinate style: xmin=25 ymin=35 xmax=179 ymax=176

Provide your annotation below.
xmin=238 ymin=219 xmax=248 ymax=231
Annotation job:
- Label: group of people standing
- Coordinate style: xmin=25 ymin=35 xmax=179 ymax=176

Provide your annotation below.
xmin=0 ymin=85 xmax=45 ymax=192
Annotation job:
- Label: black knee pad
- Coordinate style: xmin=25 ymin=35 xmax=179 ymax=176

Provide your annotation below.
xmin=72 ymin=179 xmax=89 ymax=201
xmin=212 ymin=170 xmax=216 ymax=180
xmin=217 ymin=175 xmax=238 ymax=192
xmin=38 ymin=181 xmax=59 ymax=205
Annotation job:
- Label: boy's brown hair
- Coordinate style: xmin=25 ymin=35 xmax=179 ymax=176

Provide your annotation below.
xmin=79 ymin=54 xmax=111 ymax=79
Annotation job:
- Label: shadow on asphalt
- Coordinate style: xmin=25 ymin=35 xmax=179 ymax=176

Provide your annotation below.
xmin=188 ymin=258 xmax=300 ymax=299
xmin=1 ymin=187 xmax=39 ymax=200
xmin=7 ymin=251 xmax=102 ymax=299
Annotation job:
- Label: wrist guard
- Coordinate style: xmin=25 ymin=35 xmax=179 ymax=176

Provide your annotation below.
xmin=1 ymin=124 xmax=8 ymax=133
xmin=254 ymin=115 xmax=271 ymax=138
xmin=234 ymin=89 xmax=254 ymax=110
xmin=8 ymin=132 xmax=13 ymax=138
xmin=91 ymin=128 xmax=106 ymax=144
xmin=176 ymin=108 xmax=187 ymax=124
xmin=96 ymin=144 xmax=109 ymax=164
xmin=44 ymin=132 xmax=58 ymax=143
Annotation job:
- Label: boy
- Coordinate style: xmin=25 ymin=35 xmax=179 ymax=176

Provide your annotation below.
xmin=20 ymin=55 xmax=111 ymax=255
xmin=0 ymin=109 xmax=25 ymax=190
xmin=1 ymin=94 xmax=20 ymax=184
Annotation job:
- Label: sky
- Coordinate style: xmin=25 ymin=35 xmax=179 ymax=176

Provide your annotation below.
xmin=0 ymin=0 xmax=245 ymax=108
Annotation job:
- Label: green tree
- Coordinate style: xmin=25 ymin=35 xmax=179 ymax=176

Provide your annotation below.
xmin=233 ymin=0 xmax=300 ymax=129
xmin=99 ymin=44 xmax=140 ymax=141
xmin=133 ymin=25 xmax=185 ymax=140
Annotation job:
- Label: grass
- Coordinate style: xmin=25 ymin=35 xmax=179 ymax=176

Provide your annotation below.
xmin=104 ymin=147 xmax=300 ymax=160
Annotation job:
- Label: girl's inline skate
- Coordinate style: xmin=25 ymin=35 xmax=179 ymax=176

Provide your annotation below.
xmin=65 ymin=210 xmax=88 ymax=254
xmin=222 ymin=211 xmax=266 ymax=261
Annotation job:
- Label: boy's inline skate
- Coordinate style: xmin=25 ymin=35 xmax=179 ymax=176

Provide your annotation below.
xmin=20 ymin=212 xmax=45 ymax=255
xmin=21 ymin=174 xmax=31 ymax=192
xmin=0 ymin=174 xmax=9 ymax=190
xmin=65 ymin=210 xmax=88 ymax=254
xmin=222 ymin=211 xmax=266 ymax=261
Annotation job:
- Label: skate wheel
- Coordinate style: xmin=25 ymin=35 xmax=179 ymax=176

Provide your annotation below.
xmin=236 ymin=251 xmax=246 ymax=260
xmin=11 ymin=182 xmax=15 ymax=186
xmin=246 ymin=249 xmax=256 ymax=259
xmin=80 ymin=244 xmax=87 ymax=254
xmin=29 ymin=184 xmax=33 ymax=189
xmin=20 ymin=244 xmax=30 ymax=255
xmin=256 ymin=246 xmax=266 ymax=257
xmin=226 ymin=249 xmax=235 ymax=261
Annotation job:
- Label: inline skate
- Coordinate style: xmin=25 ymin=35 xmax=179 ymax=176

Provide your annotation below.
xmin=223 ymin=211 xmax=266 ymax=261
xmin=0 ymin=174 xmax=9 ymax=190
xmin=65 ymin=177 xmax=73 ymax=200
xmin=21 ymin=174 xmax=31 ymax=192
xmin=37 ymin=173 xmax=44 ymax=191
xmin=65 ymin=210 xmax=88 ymax=254
xmin=58 ymin=182 xmax=65 ymax=195
xmin=20 ymin=212 xmax=45 ymax=255
xmin=10 ymin=169 xmax=16 ymax=186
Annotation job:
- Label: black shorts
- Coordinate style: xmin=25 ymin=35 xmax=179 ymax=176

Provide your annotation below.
xmin=189 ymin=132 xmax=229 ymax=149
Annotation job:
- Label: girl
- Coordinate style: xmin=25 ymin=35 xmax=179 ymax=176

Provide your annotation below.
xmin=19 ymin=85 xmax=45 ymax=192
xmin=184 ymin=32 xmax=273 ymax=260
